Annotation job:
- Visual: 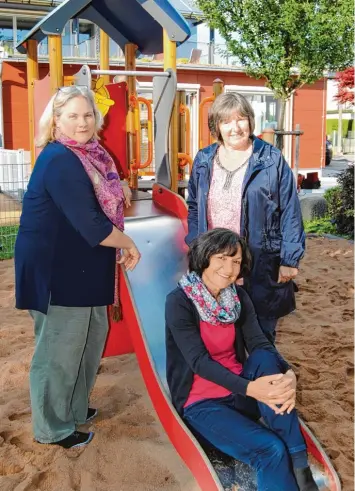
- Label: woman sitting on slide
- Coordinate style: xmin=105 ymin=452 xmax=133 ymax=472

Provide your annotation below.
xmin=165 ymin=228 xmax=318 ymax=491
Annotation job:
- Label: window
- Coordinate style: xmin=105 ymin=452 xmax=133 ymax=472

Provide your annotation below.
xmin=245 ymin=93 xmax=280 ymax=134
xmin=17 ymin=17 xmax=40 ymax=44
xmin=78 ymin=21 xmax=94 ymax=43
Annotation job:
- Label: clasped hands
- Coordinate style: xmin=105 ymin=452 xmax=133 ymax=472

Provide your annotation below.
xmin=246 ymin=370 xmax=297 ymax=415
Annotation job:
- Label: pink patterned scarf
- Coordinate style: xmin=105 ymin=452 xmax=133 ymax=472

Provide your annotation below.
xmin=56 ymin=133 xmax=125 ymax=319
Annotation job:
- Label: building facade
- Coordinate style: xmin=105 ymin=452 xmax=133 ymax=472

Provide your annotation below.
xmin=0 ymin=0 xmax=327 ymax=170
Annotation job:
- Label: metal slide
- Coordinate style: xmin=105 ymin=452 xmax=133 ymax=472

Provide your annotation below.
xmin=120 ymin=190 xmax=341 ymax=491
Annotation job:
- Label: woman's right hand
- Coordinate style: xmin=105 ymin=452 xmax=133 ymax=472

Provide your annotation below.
xmin=246 ymin=374 xmax=295 ymax=414
xmin=119 ymin=243 xmax=141 ymax=271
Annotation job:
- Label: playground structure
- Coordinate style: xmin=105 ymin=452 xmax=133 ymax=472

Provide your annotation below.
xmin=17 ymin=1 xmax=341 ymax=490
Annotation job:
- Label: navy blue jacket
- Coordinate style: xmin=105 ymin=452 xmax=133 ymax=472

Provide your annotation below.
xmin=166 ymin=286 xmax=291 ymax=416
xmin=186 ymin=137 xmax=305 ymax=319
xmin=15 ymin=142 xmax=115 ymax=314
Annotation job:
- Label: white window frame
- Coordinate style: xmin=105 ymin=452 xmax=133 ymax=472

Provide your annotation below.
xmin=224 ymin=85 xmax=293 ymax=164
xmin=136 ymin=82 xmax=200 ymax=157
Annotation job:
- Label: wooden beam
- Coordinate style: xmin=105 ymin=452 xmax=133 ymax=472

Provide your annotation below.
xmin=48 ymin=34 xmax=63 ymax=94
xmin=26 ymin=39 xmax=39 ymax=167
xmin=163 ymin=31 xmax=178 ymax=193
xmin=99 ymin=30 xmax=110 ymax=86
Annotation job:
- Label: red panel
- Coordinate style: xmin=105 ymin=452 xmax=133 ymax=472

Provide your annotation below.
xmin=152 ymin=183 xmax=188 ymax=225
xmin=33 ymin=75 xmax=51 ymax=160
xmin=100 ymin=82 xmax=129 ymax=179
xmin=300 ymin=423 xmax=341 ymax=491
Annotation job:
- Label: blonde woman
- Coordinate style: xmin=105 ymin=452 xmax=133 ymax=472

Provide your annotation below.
xmin=15 ymin=86 xmax=140 ymax=448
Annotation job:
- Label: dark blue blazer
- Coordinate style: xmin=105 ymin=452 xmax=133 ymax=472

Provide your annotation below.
xmin=15 ymin=142 xmax=115 ymax=314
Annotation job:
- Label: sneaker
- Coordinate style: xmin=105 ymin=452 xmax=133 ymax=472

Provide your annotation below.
xmin=294 ymin=466 xmax=319 ymax=491
xmin=86 ymin=408 xmax=98 ymax=423
xmin=49 ymin=431 xmax=94 ymax=449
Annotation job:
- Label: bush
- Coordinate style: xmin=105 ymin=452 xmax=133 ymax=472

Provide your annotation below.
xmin=324 ymin=186 xmax=342 ymax=217
xmin=303 ymin=217 xmax=337 ymax=235
xmin=324 ymin=166 xmax=354 ymax=239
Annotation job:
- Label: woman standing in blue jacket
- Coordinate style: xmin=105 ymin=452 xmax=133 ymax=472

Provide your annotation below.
xmin=186 ymin=92 xmax=305 ymax=342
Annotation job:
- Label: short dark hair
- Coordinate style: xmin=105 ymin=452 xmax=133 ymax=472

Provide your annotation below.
xmin=188 ymin=228 xmax=251 ymax=278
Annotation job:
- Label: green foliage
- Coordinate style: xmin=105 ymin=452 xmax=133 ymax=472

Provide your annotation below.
xmin=326 ymin=119 xmax=354 ymax=139
xmin=323 ymin=166 xmax=354 ymax=238
xmin=196 ymin=0 xmax=354 ymax=104
xmin=303 ymin=217 xmax=337 ymax=235
xmin=324 ymin=186 xmax=342 ymax=217
xmin=0 ymin=225 xmax=18 ymax=260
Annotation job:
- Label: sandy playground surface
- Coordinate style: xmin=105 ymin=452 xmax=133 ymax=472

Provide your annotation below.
xmin=0 ymin=237 xmax=353 ymax=491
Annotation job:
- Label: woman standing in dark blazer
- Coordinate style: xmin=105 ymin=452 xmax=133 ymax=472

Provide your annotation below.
xmin=15 ymin=86 xmax=140 ymax=449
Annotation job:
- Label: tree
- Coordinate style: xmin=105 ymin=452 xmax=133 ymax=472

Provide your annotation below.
xmin=196 ymin=0 xmax=354 ymax=145
xmin=334 ymin=67 xmax=354 ymax=107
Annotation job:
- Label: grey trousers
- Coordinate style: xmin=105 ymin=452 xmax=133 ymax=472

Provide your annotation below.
xmin=29 ymin=305 xmax=109 ymax=443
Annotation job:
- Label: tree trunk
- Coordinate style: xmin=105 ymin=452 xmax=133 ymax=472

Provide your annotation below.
xmin=276 ymin=98 xmax=287 ymax=151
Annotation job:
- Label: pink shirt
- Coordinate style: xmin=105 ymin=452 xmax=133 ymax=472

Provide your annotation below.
xmin=184 ymin=320 xmax=243 ymax=408
xmin=207 ymin=156 xmax=247 ymax=235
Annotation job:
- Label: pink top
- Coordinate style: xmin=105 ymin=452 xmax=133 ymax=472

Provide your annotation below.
xmin=184 ymin=320 xmax=243 ymax=408
xmin=207 ymin=155 xmax=247 ymax=235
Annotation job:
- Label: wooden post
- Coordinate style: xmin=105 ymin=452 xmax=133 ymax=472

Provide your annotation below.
xmin=261 ymin=128 xmax=275 ymax=145
xmin=294 ymin=124 xmax=301 ymax=184
xmin=125 ymin=43 xmax=138 ymax=190
xmin=209 ymin=78 xmax=224 ymax=144
xmin=213 ymin=78 xmax=224 ymax=98
xmin=100 ymin=30 xmax=110 ymax=86
xmin=163 ymin=30 xmax=178 ymax=193
xmin=27 ymin=39 xmax=39 ymax=167
xmin=48 ymin=35 xmax=63 ymax=94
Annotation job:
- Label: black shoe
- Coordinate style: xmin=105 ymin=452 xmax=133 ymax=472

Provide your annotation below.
xmin=86 ymin=407 xmax=98 ymax=423
xmin=48 ymin=431 xmax=94 ymax=449
xmin=294 ymin=466 xmax=319 ymax=491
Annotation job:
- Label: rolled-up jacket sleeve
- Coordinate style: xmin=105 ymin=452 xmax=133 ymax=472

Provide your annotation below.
xmin=279 ymin=157 xmax=305 ymax=268
xmin=44 ymin=154 xmax=113 ymax=247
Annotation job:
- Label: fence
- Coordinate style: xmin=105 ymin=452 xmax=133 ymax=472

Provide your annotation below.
xmin=0 ymin=149 xmax=31 ymax=259
xmin=342 ymin=138 xmax=355 ymax=155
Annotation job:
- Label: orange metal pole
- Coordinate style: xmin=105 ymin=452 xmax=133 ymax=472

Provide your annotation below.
xmin=125 ymin=43 xmax=138 ymax=189
xmin=199 ymin=96 xmax=214 ymax=149
xmin=136 ymin=97 xmax=153 ymax=169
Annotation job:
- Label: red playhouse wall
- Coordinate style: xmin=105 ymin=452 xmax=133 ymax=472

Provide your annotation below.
xmin=2 ymin=61 xmax=326 ymax=169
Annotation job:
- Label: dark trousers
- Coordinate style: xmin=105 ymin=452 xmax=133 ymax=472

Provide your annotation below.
xmin=183 ymin=349 xmax=306 ymax=491
xmin=258 ymin=317 xmax=278 ymax=344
